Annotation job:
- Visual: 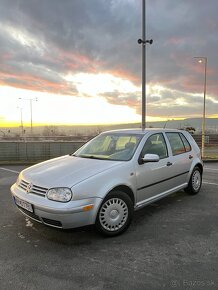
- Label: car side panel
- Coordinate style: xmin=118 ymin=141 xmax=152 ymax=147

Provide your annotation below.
xmin=135 ymin=158 xmax=176 ymax=203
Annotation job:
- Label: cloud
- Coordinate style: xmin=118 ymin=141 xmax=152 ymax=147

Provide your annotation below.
xmin=100 ymin=85 xmax=218 ymax=119
xmin=0 ymin=0 xmax=218 ymax=118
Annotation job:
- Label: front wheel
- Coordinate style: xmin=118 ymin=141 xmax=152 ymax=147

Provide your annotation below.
xmin=95 ymin=191 xmax=134 ymax=236
xmin=185 ymin=167 xmax=202 ymax=195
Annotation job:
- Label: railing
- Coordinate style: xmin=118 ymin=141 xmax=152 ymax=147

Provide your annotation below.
xmin=192 ymin=135 xmax=218 ymax=146
xmin=0 ymin=141 xmax=85 ymax=163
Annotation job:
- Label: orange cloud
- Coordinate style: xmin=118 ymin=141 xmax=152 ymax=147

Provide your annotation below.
xmin=106 ymin=68 xmax=139 ymax=84
xmin=56 ymin=49 xmax=102 ymax=73
xmin=167 ymin=37 xmax=186 ymax=45
xmin=0 ymin=71 xmax=77 ymax=95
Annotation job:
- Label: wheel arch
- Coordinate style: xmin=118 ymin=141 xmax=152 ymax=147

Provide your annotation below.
xmin=108 ymin=185 xmax=135 ymax=206
xmin=195 ymin=162 xmax=203 ymax=174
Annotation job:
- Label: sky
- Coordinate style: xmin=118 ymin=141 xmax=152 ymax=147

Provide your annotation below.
xmin=0 ymin=0 xmax=218 ymax=127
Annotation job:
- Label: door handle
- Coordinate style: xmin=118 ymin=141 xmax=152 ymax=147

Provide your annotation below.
xmin=189 ymin=155 xmax=193 ymax=159
xmin=166 ymin=162 xmax=173 ymax=166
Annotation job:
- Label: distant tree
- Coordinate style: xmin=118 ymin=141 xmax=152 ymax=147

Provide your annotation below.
xmin=184 ymin=127 xmax=196 ymax=134
xmin=42 ymin=126 xmax=59 ymax=136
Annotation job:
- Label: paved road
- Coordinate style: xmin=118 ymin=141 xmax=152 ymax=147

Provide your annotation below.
xmin=0 ymin=164 xmax=218 ymax=290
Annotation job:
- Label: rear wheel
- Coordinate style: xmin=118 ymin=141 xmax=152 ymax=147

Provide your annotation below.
xmin=185 ymin=166 xmax=202 ymax=195
xmin=95 ymin=191 xmax=133 ymax=236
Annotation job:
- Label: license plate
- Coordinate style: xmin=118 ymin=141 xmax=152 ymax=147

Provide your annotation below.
xmin=14 ymin=197 xmax=33 ymax=213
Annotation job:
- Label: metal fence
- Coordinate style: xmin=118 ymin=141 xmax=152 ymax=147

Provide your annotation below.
xmin=192 ymin=135 xmax=218 ymax=146
xmin=0 ymin=141 xmax=85 ymax=162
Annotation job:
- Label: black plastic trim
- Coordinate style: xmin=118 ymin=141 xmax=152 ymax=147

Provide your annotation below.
xmin=137 ymin=171 xmax=189 ymax=191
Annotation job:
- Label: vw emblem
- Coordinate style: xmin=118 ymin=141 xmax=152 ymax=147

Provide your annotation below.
xmin=26 ymin=183 xmax=33 ymax=193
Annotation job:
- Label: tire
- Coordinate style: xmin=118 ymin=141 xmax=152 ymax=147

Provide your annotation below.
xmin=95 ymin=190 xmax=134 ymax=236
xmin=184 ymin=166 xmax=202 ymax=195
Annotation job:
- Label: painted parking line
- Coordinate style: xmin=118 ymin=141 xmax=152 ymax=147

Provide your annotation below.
xmin=204 ymin=167 xmax=218 ymax=171
xmin=0 ymin=167 xmax=19 ymax=174
xmin=203 ymin=181 xmax=218 ymax=186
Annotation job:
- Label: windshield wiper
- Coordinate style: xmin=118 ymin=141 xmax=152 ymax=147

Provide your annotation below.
xmin=69 ymin=154 xmax=107 ymax=160
xmin=83 ymin=155 xmax=104 ymax=160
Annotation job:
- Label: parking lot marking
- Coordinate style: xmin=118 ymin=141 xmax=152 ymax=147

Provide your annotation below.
xmin=203 ymin=181 xmax=218 ymax=186
xmin=0 ymin=167 xmax=19 ymax=174
xmin=204 ymin=167 xmax=218 ymax=171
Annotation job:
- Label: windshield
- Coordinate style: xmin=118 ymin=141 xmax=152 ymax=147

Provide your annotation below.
xmin=73 ymin=133 xmax=142 ymax=161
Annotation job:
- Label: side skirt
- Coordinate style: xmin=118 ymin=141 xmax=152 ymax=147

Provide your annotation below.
xmin=134 ymin=183 xmax=188 ymax=211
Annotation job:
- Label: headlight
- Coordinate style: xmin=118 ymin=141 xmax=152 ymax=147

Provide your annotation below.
xmin=47 ymin=187 xmax=72 ymax=202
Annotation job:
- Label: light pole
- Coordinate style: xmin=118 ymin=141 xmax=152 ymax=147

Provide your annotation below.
xmin=17 ymin=107 xmax=24 ymax=137
xmin=194 ymin=57 xmax=207 ymax=158
xmin=138 ymin=0 xmax=153 ymax=130
xmin=19 ymin=97 xmax=38 ymax=135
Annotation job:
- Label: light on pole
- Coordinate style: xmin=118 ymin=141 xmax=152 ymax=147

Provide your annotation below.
xmin=194 ymin=56 xmax=207 ymax=158
xmin=19 ymin=97 xmax=38 ymax=135
xmin=138 ymin=0 xmax=153 ymax=130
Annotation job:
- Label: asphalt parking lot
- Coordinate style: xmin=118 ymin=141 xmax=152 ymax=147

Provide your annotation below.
xmin=0 ymin=163 xmax=218 ymax=290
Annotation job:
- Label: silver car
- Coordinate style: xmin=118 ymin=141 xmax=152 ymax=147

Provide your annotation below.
xmin=11 ymin=129 xmax=203 ymax=236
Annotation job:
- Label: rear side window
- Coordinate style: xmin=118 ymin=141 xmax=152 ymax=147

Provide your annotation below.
xmin=180 ymin=133 xmax=191 ymax=152
xmin=166 ymin=133 xmax=186 ymax=155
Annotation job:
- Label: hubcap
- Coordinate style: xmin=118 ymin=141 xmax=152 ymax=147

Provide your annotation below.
xmin=99 ymin=198 xmax=128 ymax=232
xmin=192 ymin=170 xmax=201 ymax=191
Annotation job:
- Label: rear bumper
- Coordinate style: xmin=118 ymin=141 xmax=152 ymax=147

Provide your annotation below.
xmin=11 ymin=183 xmax=102 ymax=229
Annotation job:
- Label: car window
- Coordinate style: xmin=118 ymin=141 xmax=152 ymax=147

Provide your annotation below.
xmin=141 ymin=133 xmax=168 ymax=159
xmin=116 ymin=136 xmax=137 ymax=150
xmin=166 ymin=133 xmax=186 ymax=155
xmin=180 ymin=133 xmax=192 ymax=152
xmin=74 ymin=133 xmax=142 ymax=161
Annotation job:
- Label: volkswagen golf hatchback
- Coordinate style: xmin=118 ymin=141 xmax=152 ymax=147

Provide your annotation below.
xmin=11 ymin=129 xmax=203 ymax=236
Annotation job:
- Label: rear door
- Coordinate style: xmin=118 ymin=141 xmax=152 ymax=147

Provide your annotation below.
xmin=165 ymin=132 xmax=193 ymax=186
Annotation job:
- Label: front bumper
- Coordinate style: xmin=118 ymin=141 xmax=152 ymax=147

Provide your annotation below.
xmin=11 ymin=183 xmax=103 ymax=229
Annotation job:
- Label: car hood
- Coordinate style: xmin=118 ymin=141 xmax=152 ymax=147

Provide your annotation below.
xmin=21 ymin=155 xmax=122 ymax=188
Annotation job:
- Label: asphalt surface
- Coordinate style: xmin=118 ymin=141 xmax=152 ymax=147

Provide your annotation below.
xmin=0 ymin=163 xmax=218 ymax=290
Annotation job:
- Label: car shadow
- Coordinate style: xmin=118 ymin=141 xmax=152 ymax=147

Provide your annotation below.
xmin=132 ymin=190 xmax=188 ymax=225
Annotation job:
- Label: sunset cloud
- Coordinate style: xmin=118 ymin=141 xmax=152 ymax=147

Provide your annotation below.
xmin=0 ymin=0 xmax=218 ymax=124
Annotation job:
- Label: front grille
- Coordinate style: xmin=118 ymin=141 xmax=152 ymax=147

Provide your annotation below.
xmin=18 ymin=179 xmax=48 ymax=197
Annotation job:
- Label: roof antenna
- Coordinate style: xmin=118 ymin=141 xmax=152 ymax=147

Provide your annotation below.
xmin=163 ymin=119 xmax=169 ymax=128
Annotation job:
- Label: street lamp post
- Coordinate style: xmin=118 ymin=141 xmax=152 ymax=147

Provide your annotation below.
xmin=17 ymin=107 xmax=24 ymax=137
xmin=19 ymin=97 xmax=38 ymax=135
xmin=194 ymin=57 xmax=207 ymax=158
xmin=138 ymin=0 xmax=153 ymax=130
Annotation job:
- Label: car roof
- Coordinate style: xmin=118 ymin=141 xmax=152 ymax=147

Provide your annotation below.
xmin=101 ymin=128 xmax=184 ymax=135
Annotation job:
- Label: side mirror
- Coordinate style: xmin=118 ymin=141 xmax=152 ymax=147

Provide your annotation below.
xmin=141 ymin=153 xmax=160 ymax=163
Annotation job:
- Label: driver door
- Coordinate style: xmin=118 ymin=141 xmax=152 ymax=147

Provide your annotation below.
xmin=136 ymin=133 xmax=174 ymax=203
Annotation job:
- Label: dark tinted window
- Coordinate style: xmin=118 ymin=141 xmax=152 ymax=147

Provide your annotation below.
xmin=141 ymin=133 xmax=168 ymax=159
xmin=166 ymin=133 xmax=186 ymax=155
xmin=180 ymin=133 xmax=191 ymax=152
